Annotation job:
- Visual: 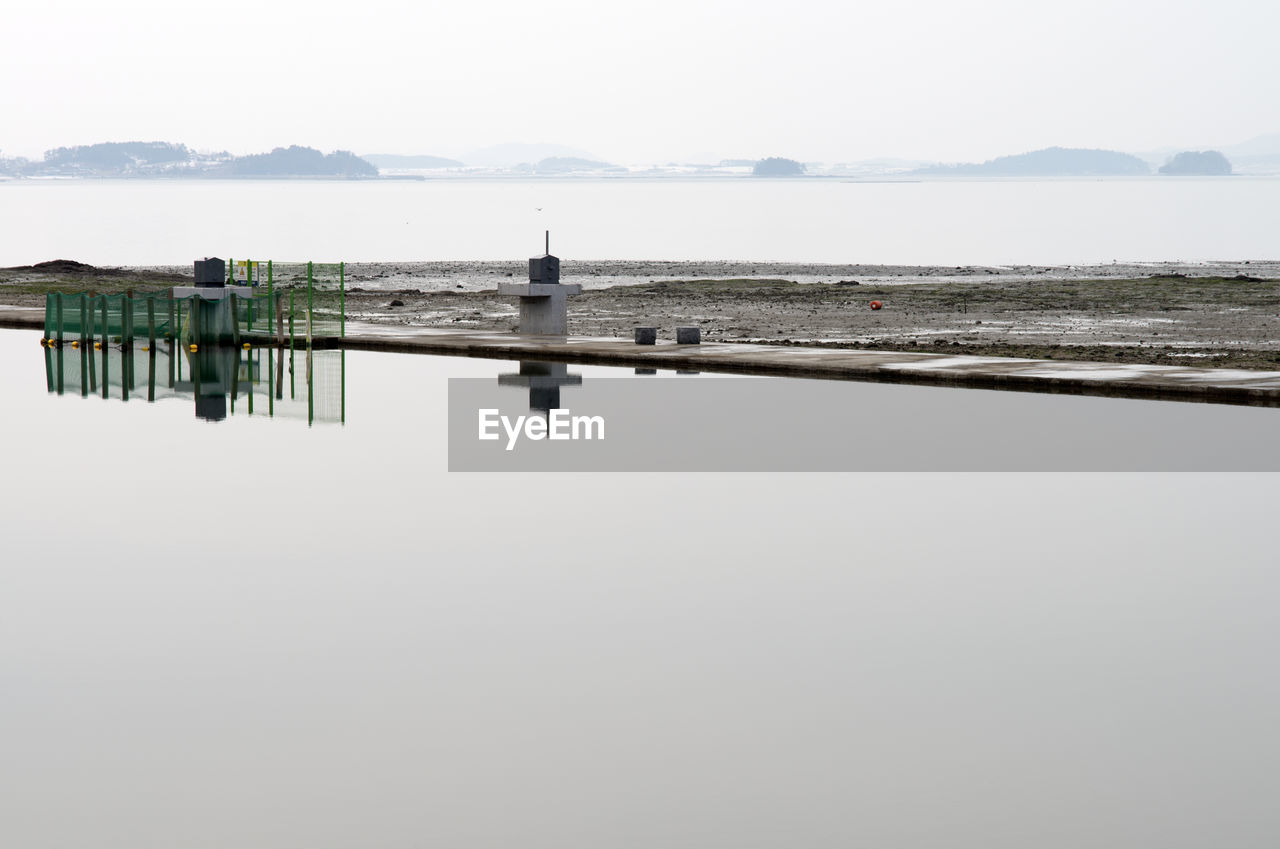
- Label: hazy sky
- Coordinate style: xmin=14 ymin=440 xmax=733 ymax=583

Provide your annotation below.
xmin=3 ymin=0 xmax=1277 ymax=164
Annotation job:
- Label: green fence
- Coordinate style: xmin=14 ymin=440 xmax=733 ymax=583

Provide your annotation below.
xmin=41 ymin=260 xmax=346 ymax=349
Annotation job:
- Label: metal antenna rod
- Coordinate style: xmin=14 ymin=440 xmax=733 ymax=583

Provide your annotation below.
xmin=545 ymin=230 xmax=549 ymax=255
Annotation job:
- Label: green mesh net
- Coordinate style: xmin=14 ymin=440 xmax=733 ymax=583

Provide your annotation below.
xmin=42 ymin=261 xmax=346 ymax=347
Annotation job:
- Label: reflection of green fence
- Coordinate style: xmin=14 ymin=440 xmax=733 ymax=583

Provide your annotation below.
xmin=43 ymin=340 xmax=345 ymax=426
xmin=41 ymin=260 xmax=346 ymax=349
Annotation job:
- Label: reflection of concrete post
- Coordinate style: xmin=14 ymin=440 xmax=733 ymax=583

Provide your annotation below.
xmin=172 ymin=258 xmax=253 ymax=346
xmin=498 ymin=361 xmax=583 ymax=413
xmin=498 ymin=253 xmax=582 ymax=335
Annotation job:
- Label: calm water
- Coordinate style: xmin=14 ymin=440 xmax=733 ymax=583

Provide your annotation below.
xmin=1 ymin=177 xmax=1277 ymax=266
xmin=3 ymin=326 xmax=1280 ymax=848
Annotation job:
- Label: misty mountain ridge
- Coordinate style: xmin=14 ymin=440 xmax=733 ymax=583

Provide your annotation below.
xmin=916 ymin=147 xmax=1151 ymax=177
xmin=5 ymin=135 xmax=1278 ymax=179
xmin=459 ymin=143 xmax=602 ymax=169
xmin=1 ymin=141 xmax=379 ymax=178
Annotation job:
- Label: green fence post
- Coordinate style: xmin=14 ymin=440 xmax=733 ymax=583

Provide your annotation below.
xmin=147 ymin=297 xmax=156 ymax=348
xmin=247 ymin=259 xmax=254 ymax=332
xmin=79 ymin=294 xmax=88 ymax=345
xmin=123 ymin=293 xmax=133 ymax=347
xmin=307 ymin=261 xmax=314 ymax=347
xmin=307 ymin=349 xmax=314 ymax=427
xmin=55 ymin=293 xmax=64 ymax=345
xmin=268 ymin=345 xmax=275 ymax=417
xmin=267 ymin=260 xmax=274 ymax=342
xmin=87 ymin=333 xmax=97 ymax=393
xmin=230 ymin=291 xmax=240 ymax=347
xmin=101 ymin=341 xmax=109 ymax=399
xmin=99 ymin=296 xmax=108 ymax=348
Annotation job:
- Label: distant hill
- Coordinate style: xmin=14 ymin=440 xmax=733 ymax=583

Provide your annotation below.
xmin=1221 ymin=133 xmax=1280 ymax=157
xmin=917 ymin=147 xmax=1150 ymax=177
xmin=1159 ymin=150 xmax=1232 ymax=176
xmin=43 ymin=141 xmax=195 ymax=173
xmin=753 ymin=157 xmax=806 ymax=176
xmin=363 ymin=154 xmax=464 ymax=169
xmin=222 ymin=146 xmax=377 ymax=177
xmin=462 ymin=143 xmax=602 ymax=168
xmin=7 ymin=141 xmax=378 ymax=178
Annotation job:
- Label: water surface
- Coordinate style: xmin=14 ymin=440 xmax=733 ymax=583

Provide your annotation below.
xmin=2 ymin=177 xmax=1276 ymax=266
xmin=2 ymin=328 xmax=1278 ymax=849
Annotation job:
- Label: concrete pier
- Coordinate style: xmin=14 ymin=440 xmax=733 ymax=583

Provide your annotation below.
xmin=5 ymin=308 xmax=1280 ymax=407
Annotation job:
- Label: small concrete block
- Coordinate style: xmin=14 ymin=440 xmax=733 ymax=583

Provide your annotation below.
xmin=529 ymin=255 xmax=560 ymax=284
xmin=634 ymin=327 xmax=657 ymax=345
xmin=676 ymin=326 xmax=701 ymax=344
xmin=194 ymin=257 xmax=226 ymax=287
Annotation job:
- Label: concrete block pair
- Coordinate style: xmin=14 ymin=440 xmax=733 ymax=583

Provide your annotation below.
xmin=634 ymin=326 xmax=701 ymax=345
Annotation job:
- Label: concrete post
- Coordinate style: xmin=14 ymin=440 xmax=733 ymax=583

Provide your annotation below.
xmin=497 ymin=252 xmax=582 ymax=335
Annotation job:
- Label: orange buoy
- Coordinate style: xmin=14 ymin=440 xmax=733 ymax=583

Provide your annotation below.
xmin=869 ymin=300 xmax=884 ymax=310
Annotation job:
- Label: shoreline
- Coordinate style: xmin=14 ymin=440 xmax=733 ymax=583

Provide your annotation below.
xmin=4 ymin=259 xmax=1278 ymax=370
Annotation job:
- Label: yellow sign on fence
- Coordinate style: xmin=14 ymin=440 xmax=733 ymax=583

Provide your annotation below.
xmin=233 ymin=260 xmax=264 ymax=285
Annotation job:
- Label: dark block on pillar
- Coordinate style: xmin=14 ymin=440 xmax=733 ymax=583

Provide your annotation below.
xmin=529 ymin=254 xmax=560 ymax=285
xmin=194 ymin=257 xmax=226 ymax=288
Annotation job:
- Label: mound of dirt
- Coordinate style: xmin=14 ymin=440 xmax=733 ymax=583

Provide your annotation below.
xmin=1 ymin=259 xmax=125 ymax=275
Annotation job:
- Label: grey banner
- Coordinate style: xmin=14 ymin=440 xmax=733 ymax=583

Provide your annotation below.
xmin=448 ymin=374 xmax=1280 ymax=472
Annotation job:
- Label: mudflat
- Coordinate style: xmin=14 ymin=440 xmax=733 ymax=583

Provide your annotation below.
xmin=4 ymin=259 xmax=1278 ymax=369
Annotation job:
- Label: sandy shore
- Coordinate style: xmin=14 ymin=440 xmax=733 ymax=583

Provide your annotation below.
xmin=4 ymin=259 xmax=1278 ymax=368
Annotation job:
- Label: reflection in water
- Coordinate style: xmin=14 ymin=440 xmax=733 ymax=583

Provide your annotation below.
xmin=43 ymin=341 xmax=344 ymax=425
xmin=498 ymin=360 xmax=582 ymax=413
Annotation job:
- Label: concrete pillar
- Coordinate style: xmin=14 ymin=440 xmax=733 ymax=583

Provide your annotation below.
xmin=497 ymin=253 xmax=582 ymax=336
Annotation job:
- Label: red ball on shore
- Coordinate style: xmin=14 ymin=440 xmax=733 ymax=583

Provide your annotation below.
xmin=869 ymin=300 xmax=884 ymax=310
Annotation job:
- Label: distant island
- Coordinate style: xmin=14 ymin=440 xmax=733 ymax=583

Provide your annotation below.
xmin=1 ymin=141 xmax=379 ymax=178
xmin=1 ymin=137 xmax=1273 ymax=180
xmin=916 ymin=146 xmax=1150 ymax=177
xmin=753 ymin=157 xmax=806 ymax=177
xmin=1159 ymin=150 xmax=1232 ymax=175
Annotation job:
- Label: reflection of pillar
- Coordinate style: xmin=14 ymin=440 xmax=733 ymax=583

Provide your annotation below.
xmin=180 ymin=345 xmax=238 ymax=421
xmin=497 ymin=361 xmax=583 ymax=413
